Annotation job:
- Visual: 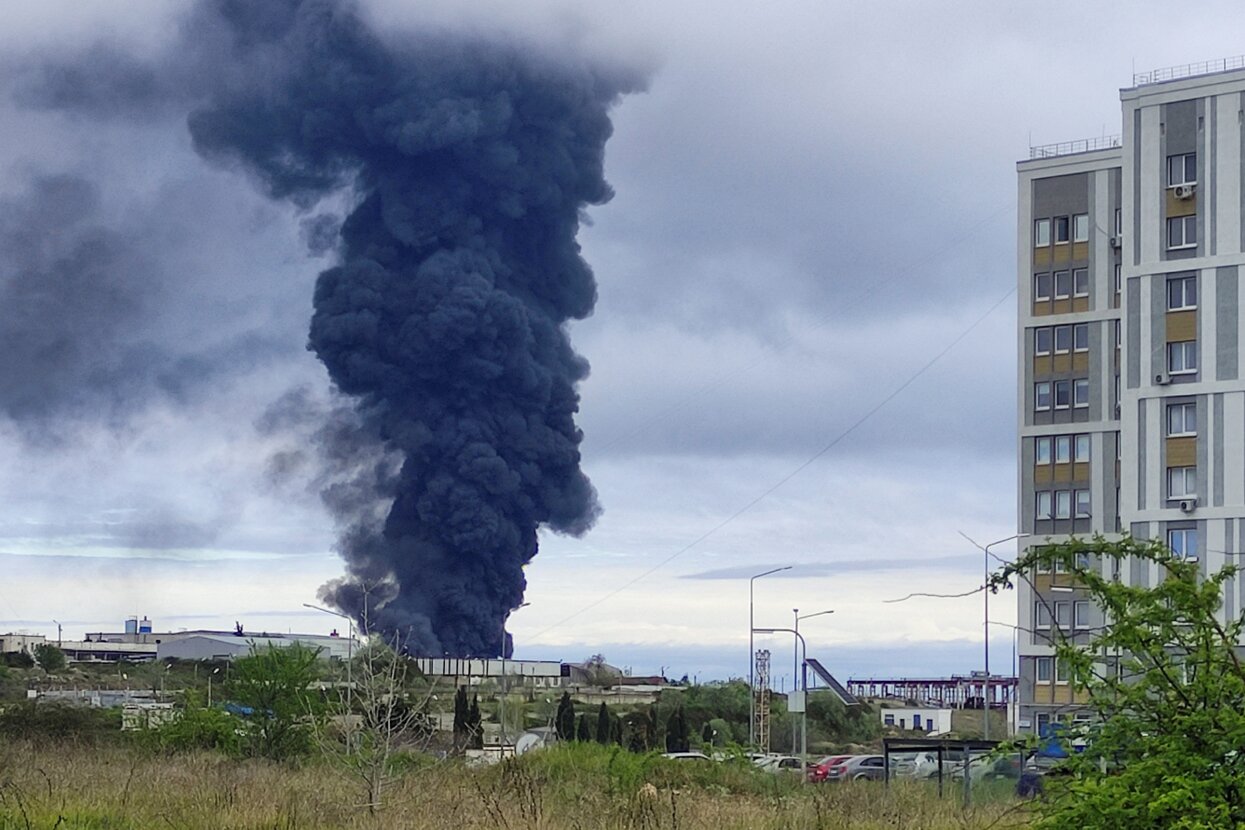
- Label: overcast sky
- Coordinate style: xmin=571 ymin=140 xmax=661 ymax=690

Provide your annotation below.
xmin=2 ymin=1 xmax=1245 ymax=686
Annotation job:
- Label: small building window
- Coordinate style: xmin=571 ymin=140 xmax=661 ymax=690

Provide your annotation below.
xmin=1168 ymin=341 xmax=1198 ymax=375
xmin=1074 ymin=434 xmax=1090 ymax=462
xmin=1055 ymin=490 xmax=1072 ymax=519
xmin=1169 ymin=527 xmax=1198 ymax=560
xmin=1073 ymin=601 xmax=1090 ymax=629
xmin=1054 ymin=270 xmax=1072 ymax=299
xmin=1035 ymin=382 xmax=1052 ymax=411
xmin=1035 ymin=219 xmax=1052 ymax=247
xmin=1167 ymin=153 xmax=1197 ymax=186
xmin=1035 ymin=602 xmax=1052 ymax=628
xmin=1167 ymin=402 xmax=1196 ymax=436
xmin=1036 ymin=491 xmax=1052 ymax=520
xmin=1035 ymin=273 xmax=1052 ymax=301
xmin=1035 ymin=327 xmax=1052 ymax=356
xmin=1073 ymin=268 xmax=1089 ymax=297
xmin=1168 ymin=275 xmax=1197 ymax=310
xmin=1073 ymin=323 xmax=1089 ymax=352
xmin=1073 ymin=214 xmax=1089 ymax=243
xmin=1055 ymin=436 xmax=1071 ymax=464
xmin=1073 ymin=378 xmax=1090 ymax=408
xmin=1167 ymin=466 xmax=1197 ymax=500
xmin=1054 ymin=216 xmax=1070 ymax=244
xmin=1036 ymin=437 xmax=1052 ymax=465
xmin=1054 ymin=325 xmax=1072 ymax=354
xmin=1167 ymin=215 xmax=1197 ymax=250
xmin=1074 ymin=489 xmax=1091 ymax=518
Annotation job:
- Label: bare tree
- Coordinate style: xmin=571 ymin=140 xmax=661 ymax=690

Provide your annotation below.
xmin=318 ymin=600 xmax=438 ymax=815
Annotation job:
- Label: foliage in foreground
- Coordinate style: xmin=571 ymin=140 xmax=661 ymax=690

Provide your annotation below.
xmin=993 ymin=535 xmax=1245 ymax=829
xmin=0 ymin=740 xmax=1024 ymax=830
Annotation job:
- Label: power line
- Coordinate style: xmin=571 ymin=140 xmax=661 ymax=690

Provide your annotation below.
xmin=531 ymin=284 xmax=1018 ymax=637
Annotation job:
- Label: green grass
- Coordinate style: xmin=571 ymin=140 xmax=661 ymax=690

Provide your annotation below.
xmin=0 ymin=740 xmax=1032 ymax=829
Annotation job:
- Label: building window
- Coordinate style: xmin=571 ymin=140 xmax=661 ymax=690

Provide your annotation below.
xmin=1035 ymin=273 xmax=1052 ymax=301
xmin=1114 ymin=208 xmax=1122 ymax=235
xmin=1074 ymin=489 xmax=1091 ymax=518
xmin=1074 ymin=434 xmax=1090 ymax=463
xmin=1073 ymin=214 xmax=1089 ymax=243
xmin=1169 ymin=528 xmax=1198 ymax=560
xmin=1074 ymin=601 xmax=1090 ymax=629
xmin=1055 ymin=436 xmax=1071 ymax=464
xmin=1168 ymin=466 xmax=1197 ymax=500
xmin=1167 ymin=153 xmax=1197 ymax=186
xmin=1054 ymin=270 xmax=1072 ymax=299
xmin=1036 ymin=712 xmax=1052 ymax=734
xmin=1167 ymin=402 xmax=1196 ymax=436
xmin=1073 ymin=378 xmax=1089 ymax=408
xmin=1073 ymin=323 xmax=1089 ymax=352
xmin=1075 ymin=550 xmax=1090 ymax=570
xmin=1054 ymin=216 xmax=1070 ymax=244
xmin=1073 ymin=268 xmax=1089 ymax=297
xmin=1035 ymin=327 xmax=1052 ymax=356
xmin=1035 ymin=602 xmax=1052 ymax=628
xmin=884 ymin=714 xmax=895 ymax=726
xmin=1054 ymin=325 xmax=1072 ymax=354
xmin=1036 ymin=656 xmax=1053 ymax=683
xmin=1036 ymin=437 xmax=1052 ymax=465
xmin=1167 ymin=215 xmax=1197 ymax=249
xmin=1055 ymin=490 xmax=1072 ymax=519
xmin=1035 ymin=382 xmax=1052 ymax=411
xmin=1168 ymin=341 xmax=1198 ymax=375
xmin=1114 ymin=263 xmax=1121 ymax=294
xmin=1035 ymin=219 xmax=1051 ymax=247
xmin=1054 ymin=380 xmax=1071 ymax=410
xmin=1055 ymin=659 xmax=1071 ymax=683
xmin=1168 ymin=275 xmax=1197 ymax=310
xmin=1036 ymin=491 xmax=1053 ymax=520
xmin=1054 ymin=601 xmax=1071 ymax=628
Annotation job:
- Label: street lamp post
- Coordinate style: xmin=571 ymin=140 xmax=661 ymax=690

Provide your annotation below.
xmin=791 ymin=609 xmax=834 ymax=757
xmin=304 ymin=602 xmax=356 ymax=752
xmin=749 ymin=566 xmax=791 ymax=747
xmin=980 ymin=533 xmax=1029 ymax=741
xmin=500 ymin=602 xmax=531 ymax=747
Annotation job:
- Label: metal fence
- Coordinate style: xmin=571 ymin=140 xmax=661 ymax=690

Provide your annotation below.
xmin=1029 ymin=135 xmax=1121 ymax=160
xmin=1134 ymin=55 xmax=1245 ymax=87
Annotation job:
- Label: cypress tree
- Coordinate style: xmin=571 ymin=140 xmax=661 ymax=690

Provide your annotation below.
xmin=611 ymin=715 xmax=623 ymax=746
xmin=596 ymin=702 xmax=611 ymax=745
xmin=555 ymin=691 xmax=575 ymax=742
xmin=576 ymin=713 xmax=592 ymax=742
xmin=452 ymin=686 xmax=468 ymax=747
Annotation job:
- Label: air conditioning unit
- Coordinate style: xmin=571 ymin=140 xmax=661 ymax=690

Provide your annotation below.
xmin=1109 ymin=236 xmax=1122 ymax=249
xmin=1155 ymin=371 xmax=1171 ymax=385
xmin=1179 ymin=498 xmax=1197 ymax=514
xmin=1113 ymin=403 xmax=1121 ymax=419
xmin=1174 ymin=183 xmax=1197 ymax=200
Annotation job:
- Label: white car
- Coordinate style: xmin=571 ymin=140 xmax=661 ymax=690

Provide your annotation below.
xmin=754 ymin=755 xmax=805 ymax=774
xmin=661 ymin=751 xmax=711 ymax=762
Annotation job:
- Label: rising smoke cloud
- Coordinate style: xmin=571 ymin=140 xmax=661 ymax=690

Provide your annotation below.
xmin=7 ymin=0 xmax=641 ymax=656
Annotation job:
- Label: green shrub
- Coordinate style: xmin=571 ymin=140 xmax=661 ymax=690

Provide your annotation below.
xmin=0 ymin=702 xmax=121 ymax=745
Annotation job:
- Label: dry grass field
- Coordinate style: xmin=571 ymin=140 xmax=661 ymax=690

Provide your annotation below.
xmin=0 ymin=742 xmax=1034 ymax=830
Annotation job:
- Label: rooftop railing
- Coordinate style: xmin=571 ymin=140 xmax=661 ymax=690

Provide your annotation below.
xmin=1134 ymin=54 xmax=1245 ymax=87
xmin=1029 ymin=135 xmax=1121 ymax=160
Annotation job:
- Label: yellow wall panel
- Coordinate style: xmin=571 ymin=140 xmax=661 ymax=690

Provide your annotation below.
xmin=1072 ymin=352 xmax=1089 ymax=372
xmin=1053 ymin=463 xmax=1073 ymax=483
xmin=1166 ymin=310 xmax=1196 ymax=342
xmin=1165 ymin=190 xmax=1197 ymax=217
xmin=1071 ymin=242 xmax=1088 ymax=260
xmin=1167 ymin=436 xmax=1196 ymax=467
xmin=1053 ymin=245 xmax=1071 ymax=264
xmin=1072 ymin=297 xmax=1089 ymax=313
xmin=1034 ymin=248 xmax=1052 ymax=267
xmin=1053 ymin=299 xmax=1071 ymax=315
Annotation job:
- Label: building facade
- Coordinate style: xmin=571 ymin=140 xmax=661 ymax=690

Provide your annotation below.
xmin=1017 ymin=58 xmax=1245 ymax=734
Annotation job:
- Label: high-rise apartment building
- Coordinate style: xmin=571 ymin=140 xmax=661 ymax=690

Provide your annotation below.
xmin=1017 ymin=57 xmax=1245 ymax=734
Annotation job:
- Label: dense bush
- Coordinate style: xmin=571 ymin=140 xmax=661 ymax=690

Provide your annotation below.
xmin=0 ymin=702 xmax=121 ymax=745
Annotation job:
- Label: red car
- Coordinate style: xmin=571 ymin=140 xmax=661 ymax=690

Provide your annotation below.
xmin=807 ymin=754 xmax=853 ymax=783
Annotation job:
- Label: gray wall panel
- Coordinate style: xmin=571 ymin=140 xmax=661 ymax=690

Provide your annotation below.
xmin=1151 ymin=277 xmax=1167 ymax=382
xmin=1217 ymin=265 xmax=1239 ymax=380
xmin=1138 ymin=402 xmax=1147 ymax=510
xmin=1033 ymin=173 xmax=1089 ymax=217
xmin=1215 ymin=393 xmax=1226 ymax=507
xmin=1127 ymin=277 xmax=1142 ymax=388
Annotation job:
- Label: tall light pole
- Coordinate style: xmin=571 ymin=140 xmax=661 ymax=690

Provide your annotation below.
xmin=749 ymin=566 xmax=791 ymax=747
xmin=52 ymin=619 xmax=62 ymax=647
xmin=304 ymin=602 xmax=356 ymax=752
xmin=792 ymin=609 xmax=833 ymax=757
xmin=500 ymin=602 xmax=530 ymax=746
xmin=978 ymin=533 xmax=1029 ymax=741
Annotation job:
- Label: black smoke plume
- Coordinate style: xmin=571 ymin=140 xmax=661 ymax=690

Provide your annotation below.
xmin=184 ymin=0 xmax=639 ymax=655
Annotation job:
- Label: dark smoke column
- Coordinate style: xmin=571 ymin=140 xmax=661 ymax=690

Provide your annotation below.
xmin=188 ymin=0 xmax=638 ymax=655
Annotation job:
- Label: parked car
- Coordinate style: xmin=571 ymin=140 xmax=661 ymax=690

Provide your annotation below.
xmin=807 ymin=754 xmax=853 ymax=783
xmin=891 ymin=751 xmax=938 ymax=779
xmin=826 ymin=755 xmax=893 ymax=782
xmin=661 ymin=751 xmax=711 ymax=762
xmin=754 ymin=755 xmax=805 ymax=774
